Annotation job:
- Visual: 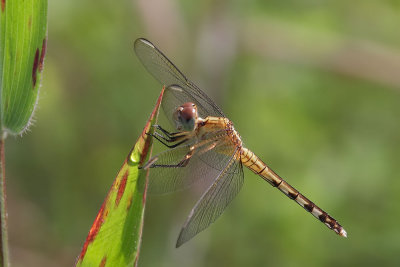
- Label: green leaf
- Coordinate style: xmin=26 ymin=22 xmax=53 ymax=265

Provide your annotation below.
xmin=0 ymin=0 xmax=48 ymax=135
xmin=76 ymin=88 xmax=164 ymax=267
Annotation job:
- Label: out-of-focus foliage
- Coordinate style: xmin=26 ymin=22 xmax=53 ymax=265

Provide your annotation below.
xmin=6 ymin=0 xmax=400 ymax=266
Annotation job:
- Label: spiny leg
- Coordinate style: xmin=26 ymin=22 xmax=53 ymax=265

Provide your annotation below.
xmin=150 ymin=126 xmax=184 ymax=142
xmin=148 ymin=125 xmax=190 ymax=148
xmin=149 ymin=138 xmax=220 ymax=169
xmin=153 ymin=125 xmax=185 ymax=137
xmin=139 ymin=140 xmax=193 ymax=170
xmin=150 ymin=146 xmax=195 ymax=168
xmin=150 ymin=131 xmax=180 ymax=142
xmin=147 ymin=132 xmax=189 ymax=148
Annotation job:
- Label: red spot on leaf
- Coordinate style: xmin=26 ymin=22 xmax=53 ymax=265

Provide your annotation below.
xmin=78 ymin=202 xmax=107 ymax=261
xmin=142 ymin=180 xmax=148 ymax=204
xmin=134 ymin=253 xmax=139 ymax=267
xmin=39 ymin=38 xmax=47 ymax=71
xmin=115 ymin=170 xmax=128 ymax=207
xmin=32 ymin=49 xmax=39 ymax=87
xmin=99 ymin=256 xmax=107 ymax=267
xmin=126 ymin=194 xmax=133 ymax=211
xmin=1 ymin=0 xmax=5 ymax=12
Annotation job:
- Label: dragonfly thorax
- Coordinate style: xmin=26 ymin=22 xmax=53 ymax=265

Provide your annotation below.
xmin=226 ymin=121 xmax=243 ymax=148
xmin=173 ymin=102 xmax=199 ymax=131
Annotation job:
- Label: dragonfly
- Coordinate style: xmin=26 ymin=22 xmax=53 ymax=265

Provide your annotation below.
xmin=134 ymin=38 xmax=347 ymax=248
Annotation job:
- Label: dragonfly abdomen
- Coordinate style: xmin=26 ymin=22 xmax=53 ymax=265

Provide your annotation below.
xmin=240 ymin=147 xmax=347 ymax=237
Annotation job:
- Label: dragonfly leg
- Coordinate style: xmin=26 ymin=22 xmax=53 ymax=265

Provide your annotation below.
xmin=153 ymin=125 xmax=182 ymax=137
xmin=145 ymin=138 xmax=219 ymax=169
xmin=139 ymin=147 xmax=192 ymax=170
xmin=150 ymin=149 xmax=194 ymax=168
xmin=150 ymin=131 xmax=180 ymax=143
xmin=152 ymin=125 xmax=173 ymax=137
xmin=148 ymin=132 xmax=189 ymax=148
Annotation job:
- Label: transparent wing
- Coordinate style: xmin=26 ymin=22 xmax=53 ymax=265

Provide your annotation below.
xmin=134 ymin=38 xmax=225 ymax=120
xmin=176 ymin=149 xmax=244 ymax=247
xmin=145 ymin=133 xmax=236 ymax=194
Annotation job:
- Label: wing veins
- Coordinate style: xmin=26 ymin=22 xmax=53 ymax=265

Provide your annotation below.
xmin=176 ymin=148 xmax=243 ymax=247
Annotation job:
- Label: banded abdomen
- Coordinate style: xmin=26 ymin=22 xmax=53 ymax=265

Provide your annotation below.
xmin=240 ymin=147 xmax=347 ymax=237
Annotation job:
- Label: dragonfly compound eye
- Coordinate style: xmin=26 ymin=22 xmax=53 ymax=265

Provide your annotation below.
xmin=173 ymin=102 xmax=198 ymax=131
xmin=180 ymin=107 xmax=195 ymax=121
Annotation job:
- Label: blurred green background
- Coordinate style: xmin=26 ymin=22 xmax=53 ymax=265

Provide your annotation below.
xmin=6 ymin=0 xmax=400 ymax=266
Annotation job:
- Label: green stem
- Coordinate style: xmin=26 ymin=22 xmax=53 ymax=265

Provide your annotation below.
xmin=0 ymin=138 xmax=9 ymax=267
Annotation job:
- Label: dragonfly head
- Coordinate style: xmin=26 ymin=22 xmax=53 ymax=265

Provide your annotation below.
xmin=173 ymin=102 xmax=198 ymax=131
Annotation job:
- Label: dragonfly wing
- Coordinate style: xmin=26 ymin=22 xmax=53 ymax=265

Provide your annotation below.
xmin=134 ymin=38 xmax=224 ymax=119
xmin=176 ymin=149 xmax=244 ymax=247
xmin=145 ymin=134 xmax=235 ymax=194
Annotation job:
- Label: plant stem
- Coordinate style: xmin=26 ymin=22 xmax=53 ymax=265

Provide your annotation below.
xmin=0 ymin=138 xmax=9 ymax=267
